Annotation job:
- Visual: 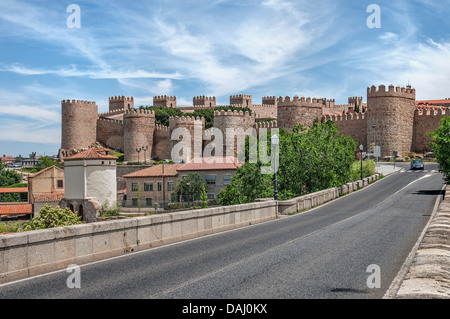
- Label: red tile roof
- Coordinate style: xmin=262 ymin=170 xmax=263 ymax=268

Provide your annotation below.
xmin=64 ymin=148 xmax=118 ymax=161
xmin=122 ymin=164 xmax=184 ymax=178
xmin=177 ymin=156 xmax=242 ymax=171
xmin=0 ymin=203 xmax=32 ymax=217
xmin=33 ymin=192 xmax=65 ymax=203
xmin=0 ymin=187 xmax=28 ymax=194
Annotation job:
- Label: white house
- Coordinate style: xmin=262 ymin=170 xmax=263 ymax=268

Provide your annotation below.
xmin=59 ymin=148 xmax=117 ymax=222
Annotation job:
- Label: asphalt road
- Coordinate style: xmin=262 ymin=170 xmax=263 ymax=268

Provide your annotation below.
xmin=0 ymin=163 xmax=445 ymax=299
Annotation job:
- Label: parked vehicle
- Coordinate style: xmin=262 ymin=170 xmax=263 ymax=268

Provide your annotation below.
xmin=410 ymin=159 xmax=424 ymax=170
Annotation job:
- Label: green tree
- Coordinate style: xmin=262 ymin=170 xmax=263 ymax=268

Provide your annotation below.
xmin=200 ymin=185 xmax=208 ymax=208
xmin=428 ymin=116 xmax=450 ymax=183
xmin=35 ymin=156 xmax=61 ymax=171
xmin=172 ymin=172 xmax=206 ymax=202
xmin=0 ymin=168 xmax=21 ymax=187
xmin=19 ymin=205 xmax=83 ymax=231
xmin=219 ymin=120 xmax=357 ymax=205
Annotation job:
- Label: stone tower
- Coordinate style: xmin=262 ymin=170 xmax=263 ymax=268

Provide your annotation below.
xmin=193 ymin=96 xmax=216 ymax=108
xmin=153 ymin=95 xmax=177 ymax=108
xmin=213 ymin=109 xmax=256 ymax=157
xmin=366 ymin=84 xmax=416 ymax=157
xmin=169 ymin=116 xmax=205 ymax=163
xmin=123 ymin=108 xmax=156 ymax=163
xmin=230 ymin=94 xmax=252 ymax=108
xmin=277 ymin=96 xmax=324 ymax=131
xmin=109 ymin=96 xmax=134 ymax=112
xmin=61 ymin=99 xmax=98 ymax=152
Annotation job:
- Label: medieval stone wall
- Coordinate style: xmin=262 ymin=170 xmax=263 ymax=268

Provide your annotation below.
xmin=323 ymin=113 xmax=367 ymax=148
xmin=169 ymin=116 xmax=205 ymax=163
xmin=152 ymin=124 xmax=171 ymax=160
xmin=97 ymin=117 xmax=124 ymax=152
xmin=277 ymin=96 xmax=324 ymax=131
xmin=413 ymin=108 xmax=449 ymax=153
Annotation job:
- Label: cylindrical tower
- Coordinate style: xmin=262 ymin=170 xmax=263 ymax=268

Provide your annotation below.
xmin=366 ymin=84 xmax=416 ymax=157
xmin=123 ymin=108 xmax=155 ymax=162
xmin=61 ymin=99 xmax=98 ymax=151
xmin=169 ymin=116 xmax=205 ymax=163
xmin=213 ymin=109 xmax=256 ymax=157
xmin=277 ymin=96 xmax=324 ymax=131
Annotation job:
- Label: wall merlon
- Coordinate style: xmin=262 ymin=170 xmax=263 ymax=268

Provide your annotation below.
xmin=367 ymin=84 xmax=416 ymax=98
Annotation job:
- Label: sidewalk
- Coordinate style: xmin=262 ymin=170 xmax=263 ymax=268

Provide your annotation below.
xmin=376 ymin=163 xmax=403 ymax=176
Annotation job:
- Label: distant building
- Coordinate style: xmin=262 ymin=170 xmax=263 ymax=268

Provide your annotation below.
xmin=1 ymin=155 xmax=14 ymax=165
xmin=176 ymin=156 xmax=242 ymax=200
xmin=27 ymin=165 xmax=65 ymax=216
xmin=59 ymin=148 xmax=117 ymax=222
xmin=122 ymin=163 xmax=184 ymax=208
xmin=122 ymin=156 xmax=241 ymax=208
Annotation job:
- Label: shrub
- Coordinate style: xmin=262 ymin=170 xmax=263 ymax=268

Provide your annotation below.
xmin=351 ymin=160 xmax=376 ymax=181
xmin=19 ymin=205 xmax=83 ymax=231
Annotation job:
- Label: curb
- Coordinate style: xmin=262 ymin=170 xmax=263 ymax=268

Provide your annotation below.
xmin=383 ymin=184 xmax=447 ymax=299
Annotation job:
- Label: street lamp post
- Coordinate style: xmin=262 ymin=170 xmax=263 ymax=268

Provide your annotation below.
xmin=142 ymin=146 xmax=149 ymax=165
xmin=359 ymin=144 xmax=364 ymax=183
xmin=135 ymin=147 xmax=142 ymax=164
xmin=271 ymin=134 xmax=279 ymax=201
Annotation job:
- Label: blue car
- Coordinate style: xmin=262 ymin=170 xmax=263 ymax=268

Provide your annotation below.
xmin=410 ymin=159 xmax=424 ymax=170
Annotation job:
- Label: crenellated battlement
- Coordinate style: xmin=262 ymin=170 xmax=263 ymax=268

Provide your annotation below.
xmin=277 ymin=96 xmax=325 ymax=108
xmin=193 ymin=96 xmax=216 ymax=101
xmin=109 ymin=96 xmax=133 ymax=102
xmin=230 ymin=94 xmax=252 ymax=99
xmin=367 ymin=84 xmax=416 ymax=99
xmin=213 ymin=109 xmax=253 ymax=118
xmin=415 ymin=107 xmax=449 ymax=116
xmin=98 ymin=108 xmax=126 ymax=118
xmin=323 ymin=112 xmax=366 ymax=122
xmin=124 ymin=108 xmax=155 ymax=117
xmin=154 ymin=95 xmax=176 ymax=100
xmin=155 ymin=124 xmax=169 ymax=131
xmin=255 ymin=121 xmax=278 ymax=129
xmin=97 ymin=117 xmax=124 ymax=125
xmin=62 ymin=99 xmax=97 ymax=105
xmin=169 ymin=115 xmax=205 ymax=125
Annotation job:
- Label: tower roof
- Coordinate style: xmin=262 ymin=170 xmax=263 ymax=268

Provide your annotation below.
xmin=64 ymin=148 xmax=118 ymax=161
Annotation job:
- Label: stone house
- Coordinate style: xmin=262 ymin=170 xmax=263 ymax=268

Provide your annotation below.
xmin=27 ymin=165 xmax=65 ymax=216
xmin=174 ymin=156 xmax=242 ymax=200
xmin=122 ymin=164 xmax=184 ymax=208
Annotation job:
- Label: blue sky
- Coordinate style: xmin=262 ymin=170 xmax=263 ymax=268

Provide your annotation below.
xmin=1 ymin=0 xmax=450 ymax=157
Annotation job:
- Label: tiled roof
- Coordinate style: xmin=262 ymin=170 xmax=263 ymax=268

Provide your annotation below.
xmin=122 ymin=164 xmax=184 ymax=178
xmin=33 ymin=192 xmax=65 ymax=203
xmin=0 ymin=203 xmax=32 ymax=217
xmin=0 ymin=187 xmax=28 ymax=193
xmin=417 ymin=100 xmax=450 ymax=106
xmin=64 ymin=148 xmax=118 ymax=161
xmin=177 ymin=156 xmax=242 ymax=171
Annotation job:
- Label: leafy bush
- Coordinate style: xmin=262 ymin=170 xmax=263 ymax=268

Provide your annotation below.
xmin=0 ymin=221 xmax=27 ymax=233
xmin=428 ymin=116 xmax=450 ymax=183
xmin=100 ymin=201 xmax=122 ymax=217
xmin=19 ymin=205 xmax=83 ymax=231
xmin=351 ymin=159 xmax=376 ymax=181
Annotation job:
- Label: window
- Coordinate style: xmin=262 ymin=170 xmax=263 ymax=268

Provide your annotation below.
xmin=167 ymin=182 xmax=175 ymax=191
xmin=132 ymin=183 xmax=138 ymax=192
xmin=144 ymin=183 xmax=153 ymax=191
xmin=132 ymin=198 xmax=139 ymax=206
xmin=57 ymin=179 xmax=64 ymax=188
xmin=146 ymin=198 xmax=153 ymax=207
xmin=205 ymin=175 xmax=216 ymax=185
xmin=207 ymin=193 xmax=215 ymax=200
xmin=223 ymin=175 xmax=231 ymax=185
xmin=157 ymin=182 xmax=162 ymax=191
